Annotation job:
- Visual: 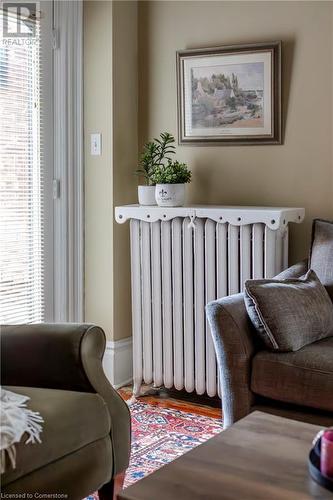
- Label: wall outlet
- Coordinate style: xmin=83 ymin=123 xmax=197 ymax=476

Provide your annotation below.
xmin=91 ymin=133 xmax=102 ymax=156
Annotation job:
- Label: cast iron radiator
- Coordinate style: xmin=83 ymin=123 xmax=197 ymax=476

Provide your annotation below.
xmin=115 ymin=205 xmax=305 ymax=398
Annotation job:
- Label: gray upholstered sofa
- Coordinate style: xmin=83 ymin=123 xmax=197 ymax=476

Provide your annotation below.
xmin=1 ymin=324 xmax=131 ymax=499
xmin=207 ymin=220 xmax=333 ymax=429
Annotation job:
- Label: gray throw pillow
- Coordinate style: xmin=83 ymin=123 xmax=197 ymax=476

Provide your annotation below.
xmin=310 ymin=219 xmax=333 ymax=302
xmin=244 ymin=270 xmax=333 ymax=352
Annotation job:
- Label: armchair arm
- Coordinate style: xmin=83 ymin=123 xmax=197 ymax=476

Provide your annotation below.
xmin=206 ymin=259 xmax=309 ymax=429
xmin=0 ymin=323 xmax=130 ymax=475
xmin=206 ymin=294 xmax=256 ymax=429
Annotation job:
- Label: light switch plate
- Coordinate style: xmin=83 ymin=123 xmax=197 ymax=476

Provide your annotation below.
xmin=91 ymin=133 xmax=102 ymax=156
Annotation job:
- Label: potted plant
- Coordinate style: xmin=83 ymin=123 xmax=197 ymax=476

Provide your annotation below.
xmin=151 ymin=160 xmax=192 ymax=207
xmin=135 ymin=132 xmax=175 ymax=206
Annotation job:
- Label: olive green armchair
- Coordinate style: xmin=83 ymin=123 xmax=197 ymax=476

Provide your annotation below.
xmin=1 ymin=323 xmax=131 ymax=500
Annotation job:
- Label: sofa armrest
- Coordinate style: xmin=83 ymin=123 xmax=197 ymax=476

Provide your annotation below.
xmin=206 ymin=259 xmax=309 ymax=429
xmin=0 ymin=323 xmax=130 ymax=475
xmin=206 ymin=294 xmax=257 ymax=428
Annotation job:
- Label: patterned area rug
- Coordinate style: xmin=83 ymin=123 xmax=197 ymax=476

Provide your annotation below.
xmin=85 ymin=398 xmax=223 ymax=499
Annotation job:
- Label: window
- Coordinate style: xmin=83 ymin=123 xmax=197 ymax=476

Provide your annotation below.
xmin=0 ymin=1 xmax=84 ymax=325
xmin=0 ymin=2 xmax=53 ymax=324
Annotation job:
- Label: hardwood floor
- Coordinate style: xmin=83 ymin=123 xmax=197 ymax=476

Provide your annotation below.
xmin=119 ymin=385 xmax=222 ymax=419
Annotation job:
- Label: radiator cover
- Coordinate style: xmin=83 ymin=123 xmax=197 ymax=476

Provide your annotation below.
xmin=115 ymin=205 xmax=305 ymax=398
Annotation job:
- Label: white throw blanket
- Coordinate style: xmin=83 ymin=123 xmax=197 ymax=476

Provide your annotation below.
xmin=0 ymin=388 xmax=44 ymax=473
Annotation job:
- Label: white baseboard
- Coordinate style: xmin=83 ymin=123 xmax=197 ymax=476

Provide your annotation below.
xmin=103 ymin=337 xmax=133 ymax=389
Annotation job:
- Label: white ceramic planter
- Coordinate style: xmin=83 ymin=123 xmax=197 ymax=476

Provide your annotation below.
xmin=138 ymin=185 xmax=157 ymax=206
xmin=155 ymin=183 xmax=186 ymax=207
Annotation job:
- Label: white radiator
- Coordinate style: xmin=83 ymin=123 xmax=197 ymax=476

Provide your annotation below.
xmin=115 ymin=205 xmax=305 ymax=398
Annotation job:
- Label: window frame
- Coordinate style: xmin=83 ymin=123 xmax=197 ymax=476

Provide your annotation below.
xmin=40 ymin=0 xmax=54 ymax=322
xmin=53 ymin=0 xmax=84 ymax=322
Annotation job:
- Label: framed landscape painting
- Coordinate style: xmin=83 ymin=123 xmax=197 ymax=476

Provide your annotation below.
xmin=177 ymin=41 xmax=281 ymax=145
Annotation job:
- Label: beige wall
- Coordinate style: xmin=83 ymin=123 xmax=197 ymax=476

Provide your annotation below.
xmin=85 ymin=0 xmax=333 ymax=341
xmin=112 ymin=0 xmax=138 ymax=341
xmin=84 ymin=0 xmax=114 ymax=339
xmin=139 ymin=1 xmax=333 ymax=264
xmin=84 ymin=1 xmax=137 ymax=340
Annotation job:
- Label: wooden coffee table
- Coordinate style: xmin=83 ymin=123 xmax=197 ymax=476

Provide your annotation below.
xmin=118 ymin=411 xmax=332 ymax=499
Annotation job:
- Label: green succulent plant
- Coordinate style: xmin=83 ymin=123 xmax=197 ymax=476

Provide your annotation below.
xmin=135 ymin=132 xmax=175 ymax=185
xmin=150 ymin=160 xmax=192 ymax=185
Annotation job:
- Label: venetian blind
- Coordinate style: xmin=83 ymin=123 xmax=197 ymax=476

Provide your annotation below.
xmin=0 ymin=6 xmax=44 ymax=324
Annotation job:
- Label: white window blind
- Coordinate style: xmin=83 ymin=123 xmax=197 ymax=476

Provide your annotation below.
xmin=0 ymin=6 xmax=44 ymax=324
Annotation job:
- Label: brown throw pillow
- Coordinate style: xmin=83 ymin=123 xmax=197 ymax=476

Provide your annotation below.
xmin=244 ymin=270 xmax=333 ymax=352
xmin=310 ymin=219 xmax=333 ymax=302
